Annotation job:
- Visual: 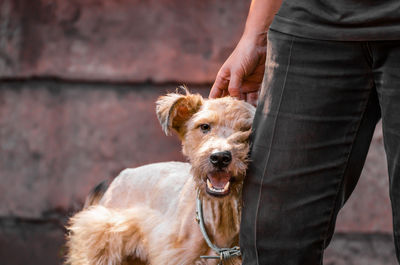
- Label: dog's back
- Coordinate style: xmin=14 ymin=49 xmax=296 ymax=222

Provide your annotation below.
xmin=98 ymin=161 xmax=193 ymax=212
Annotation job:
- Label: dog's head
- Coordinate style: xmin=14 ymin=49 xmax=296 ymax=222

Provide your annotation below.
xmin=156 ymin=87 xmax=255 ymax=198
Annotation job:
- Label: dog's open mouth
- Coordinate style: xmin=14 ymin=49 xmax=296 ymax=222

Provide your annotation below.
xmin=206 ymin=171 xmax=232 ymax=197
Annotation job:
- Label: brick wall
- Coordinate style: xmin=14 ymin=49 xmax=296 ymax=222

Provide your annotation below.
xmin=0 ymin=1 xmax=396 ymax=264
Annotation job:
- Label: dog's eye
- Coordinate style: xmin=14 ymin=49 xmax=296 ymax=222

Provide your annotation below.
xmin=200 ymin=124 xmax=211 ymax=133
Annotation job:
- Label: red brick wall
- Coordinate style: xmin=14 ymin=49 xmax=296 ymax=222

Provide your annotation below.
xmin=0 ymin=0 xmax=249 ymax=83
xmin=0 ymin=0 xmax=396 ymax=264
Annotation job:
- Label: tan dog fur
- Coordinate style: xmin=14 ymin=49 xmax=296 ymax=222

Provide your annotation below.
xmin=66 ymin=89 xmax=255 ymax=265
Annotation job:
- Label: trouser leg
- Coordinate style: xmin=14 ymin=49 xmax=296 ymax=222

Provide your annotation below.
xmin=372 ymin=40 xmax=400 ymax=263
xmin=240 ymin=30 xmax=381 ymax=265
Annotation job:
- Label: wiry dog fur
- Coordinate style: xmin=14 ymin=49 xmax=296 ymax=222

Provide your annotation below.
xmin=66 ymin=88 xmax=255 ymax=265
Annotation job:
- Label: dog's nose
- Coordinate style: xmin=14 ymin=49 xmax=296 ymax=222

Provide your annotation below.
xmin=209 ymin=151 xmax=232 ymax=168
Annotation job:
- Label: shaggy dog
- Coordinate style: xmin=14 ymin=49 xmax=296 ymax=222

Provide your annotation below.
xmin=66 ymin=89 xmax=255 ymax=265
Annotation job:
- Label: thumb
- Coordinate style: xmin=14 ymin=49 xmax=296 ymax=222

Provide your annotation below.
xmin=209 ymin=69 xmax=230 ymax=99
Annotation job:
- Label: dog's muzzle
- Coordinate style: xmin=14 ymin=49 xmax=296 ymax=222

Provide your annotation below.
xmin=206 ymin=151 xmax=233 ymax=196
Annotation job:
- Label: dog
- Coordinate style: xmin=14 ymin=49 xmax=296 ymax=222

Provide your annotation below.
xmin=66 ymin=88 xmax=255 ymax=265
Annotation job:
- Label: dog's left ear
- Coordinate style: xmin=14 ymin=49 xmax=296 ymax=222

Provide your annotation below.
xmin=156 ymin=88 xmax=203 ymax=138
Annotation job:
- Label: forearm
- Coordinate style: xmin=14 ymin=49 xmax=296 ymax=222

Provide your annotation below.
xmin=242 ymin=0 xmax=283 ymax=43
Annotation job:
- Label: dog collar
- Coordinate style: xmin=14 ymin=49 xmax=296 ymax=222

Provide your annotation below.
xmin=195 ymin=190 xmax=241 ymax=264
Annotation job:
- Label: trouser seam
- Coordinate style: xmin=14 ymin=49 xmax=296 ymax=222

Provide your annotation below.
xmin=365 ymin=42 xmax=374 ymax=66
xmin=319 ymin=88 xmax=373 ymax=256
xmin=253 ymin=36 xmax=294 ymax=265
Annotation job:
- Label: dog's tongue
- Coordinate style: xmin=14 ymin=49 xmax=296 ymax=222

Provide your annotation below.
xmin=208 ymin=171 xmax=231 ymax=189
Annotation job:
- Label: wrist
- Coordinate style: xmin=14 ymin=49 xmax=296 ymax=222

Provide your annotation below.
xmin=240 ymin=0 xmax=282 ymax=46
xmin=241 ymin=29 xmax=268 ymax=47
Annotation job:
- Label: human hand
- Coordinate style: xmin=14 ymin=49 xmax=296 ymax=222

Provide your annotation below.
xmin=209 ymin=33 xmax=267 ymax=106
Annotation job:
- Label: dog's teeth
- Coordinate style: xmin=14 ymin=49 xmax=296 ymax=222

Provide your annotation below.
xmin=207 ymin=178 xmax=230 ymax=193
xmin=223 ymin=182 xmax=230 ymax=192
xmin=207 ymin=179 xmax=213 ymax=189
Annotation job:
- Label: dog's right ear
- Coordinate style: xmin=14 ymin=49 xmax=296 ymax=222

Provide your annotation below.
xmin=156 ymin=89 xmax=203 ymax=138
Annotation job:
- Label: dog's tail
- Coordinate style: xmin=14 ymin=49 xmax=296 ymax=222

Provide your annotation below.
xmin=83 ymin=180 xmax=109 ymax=209
xmin=66 ymin=205 xmax=156 ymax=265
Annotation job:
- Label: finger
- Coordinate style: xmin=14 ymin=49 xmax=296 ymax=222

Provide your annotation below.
xmin=246 ymin=91 xmax=259 ymax=107
xmin=222 ymin=89 xmax=229 ymax=97
xmin=209 ymin=70 xmax=230 ymax=99
xmin=240 ymin=82 xmax=262 ymax=94
xmin=227 ymin=72 xmax=243 ymax=99
xmin=241 ymin=92 xmax=247 ymax=102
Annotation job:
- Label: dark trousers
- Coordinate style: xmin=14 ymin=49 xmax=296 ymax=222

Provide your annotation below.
xmin=240 ymin=29 xmax=400 ymax=265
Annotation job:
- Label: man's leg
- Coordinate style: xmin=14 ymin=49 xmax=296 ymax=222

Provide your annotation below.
xmin=372 ymin=40 xmax=400 ymax=263
xmin=240 ymin=30 xmax=381 ymax=265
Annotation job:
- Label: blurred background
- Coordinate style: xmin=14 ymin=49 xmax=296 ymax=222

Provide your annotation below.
xmin=0 ymin=0 xmax=396 ymax=264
